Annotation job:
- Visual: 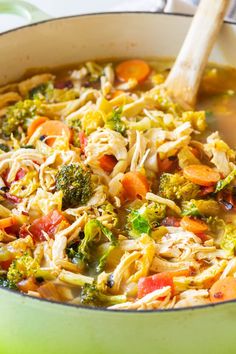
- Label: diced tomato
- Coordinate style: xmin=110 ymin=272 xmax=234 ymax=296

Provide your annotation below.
xmin=15 ymin=168 xmax=26 ymax=181
xmin=196 ymin=232 xmax=211 ymax=242
xmin=19 ymin=224 xmax=30 ymax=239
xmin=4 ymin=193 xmax=21 ymax=204
xmin=29 ymin=210 xmax=68 ymax=242
xmin=0 ymin=260 xmax=12 ymax=271
xmin=138 ymin=273 xmax=174 ymax=298
xmin=138 ymin=269 xmax=190 ymax=298
xmin=199 ymin=185 xmax=215 ymax=196
xmin=2 ymin=168 xmax=26 ymax=187
xmin=78 ymin=131 xmax=87 ymax=153
xmin=161 ymin=216 xmax=181 ymax=227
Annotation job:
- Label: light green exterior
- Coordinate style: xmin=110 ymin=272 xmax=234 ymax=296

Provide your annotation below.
xmin=0 ymin=288 xmax=235 ymax=354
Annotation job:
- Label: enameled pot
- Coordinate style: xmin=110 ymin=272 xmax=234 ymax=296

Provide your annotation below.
xmin=0 ymin=2 xmax=236 ymax=354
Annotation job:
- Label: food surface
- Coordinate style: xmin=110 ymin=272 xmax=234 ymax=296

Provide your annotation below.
xmin=0 ymin=59 xmax=236 ymax=310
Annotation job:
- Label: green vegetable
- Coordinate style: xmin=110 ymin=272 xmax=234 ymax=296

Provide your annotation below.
xmin=78 ymin=219 xmax=117 ymax=271
xmin=105 ymin=107 xmax=126 ymax=135
xmin=215 ymin=168 xmax=236 ymax=192
xmin=207 ymin=216 xmax=225 ymax=241
xmin=127 ymin=202 xmax=166 ymax=238
xmin=29 ymin=82 xmax=78 ymax=103
xmin=81 ymin=282 xmax=126 ymax=307
xmin=96 ymin=244 xmax=116 ymax=273
xmin=182 ymin=199 xmax=220 ymax=217
xmin=159 ymin=173 xmax=200 ymax=201
xmin=221 ymin=223 xmax=236 ymax=254
xmin=59 ymin=269 xmax=93 ymax=287
xmin=20 ymin=145 xmax=35 ymax=149
xmin=128 ymin=210 xmax=151 ymax=238
xmin=28 ymin=82 xmax=54 ymax=101
xmin=0 ymin=144 xmax=10 ymax=152
xmin=55 ymin=163 xmax=93 ymax=209
xmin=99 ymin=203 xmax=118 ymax=228
xmin=7 ymin=254 xmax=39 ymax=284
xmin=177 ymin=146 xmax=200 ymax=169
xmin=66 ymin=242 xmax=84 ymax=267
xmin=0 ymin=276 xmax=17 ymax=290
xmin=2 ymin=99 xmax=41 ymax=137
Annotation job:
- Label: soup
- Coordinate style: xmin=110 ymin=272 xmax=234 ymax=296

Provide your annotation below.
xmin=0 ymin=59 xmax=236 ymax=310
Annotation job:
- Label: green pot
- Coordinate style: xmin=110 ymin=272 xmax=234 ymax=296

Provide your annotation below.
xmin=1 ymin=288 xmax=236 ymax=354
xmin=0 ymin=3 xmax=236 ymax=353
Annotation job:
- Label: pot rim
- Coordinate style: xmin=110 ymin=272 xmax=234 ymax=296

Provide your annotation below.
xmin=0 ymin=10 xmax=236 ymax=37
xmin=1 ymin=10 xmax=236 ymax=314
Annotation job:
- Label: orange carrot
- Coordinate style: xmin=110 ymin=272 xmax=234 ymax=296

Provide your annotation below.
xmin=18 ymin=277 xmax=38 ymax=292
xmin=39 ymin=120 xmax=72 ymax=147
xmin=0 ymin=217 xmax=17 ymax=229
xmin=27 ymin=116 xmax=48 ymax=138
xmin=122 ymin=172 xmax=149 ymax=200
xmin=111 ymin=90 xmax=125 ymax=99
xmin=210 ymin=277 xmax=236 ymax=303
xmin=180 ymin=216 xmax=208 ymax=234
xmin=99 ymin=155 xmax=117 ymax=173
xmin=115 ymin=59 xmax=150 ymax=83
xmin=167 ymin=269 xmax=191 ymax=278
xmin=183 ymin=164 xmax=220 ymax=186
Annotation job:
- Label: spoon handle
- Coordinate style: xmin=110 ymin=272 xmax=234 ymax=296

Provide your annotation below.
xmin=165 ymin=0 xmax=230 ymax=109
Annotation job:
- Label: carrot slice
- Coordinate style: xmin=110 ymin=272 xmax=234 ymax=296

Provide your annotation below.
xmin=210 ymin=277 xmax=236 ymax=303
xmin=180 ymin=216 xmax=208 ymax=234
xmin=116 ymin=59 xmax=150 ymax=83
xmin=99 ymin=155 xmax=117 ymax=173
xmin=0 ymin=217 xmax=16 ymax=229
xmin=122 ymin=172 xmax=149 ymax=200
xmin=183 ymin=164 xmax=220 ymax=186
xmin=111 ymin=90 xmax=125 ymax=99
xmin=27 ymin=116 xmax=48 ymax=138
xmin=39 ymin=120 xmax=72 ymax=147
xmin=18 ymin=277 xmax=38 ymax=292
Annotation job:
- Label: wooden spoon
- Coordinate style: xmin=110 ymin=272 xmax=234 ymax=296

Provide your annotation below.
xmin=165 ymin=0 xmax=230 ymax=109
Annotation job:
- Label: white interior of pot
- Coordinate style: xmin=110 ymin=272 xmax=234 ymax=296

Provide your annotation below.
xmin=0 ymin=13 xmax=236 ymax=85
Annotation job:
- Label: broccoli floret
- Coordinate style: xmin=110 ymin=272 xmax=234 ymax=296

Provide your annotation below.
xmin=55 ymin=163 xmax=93 ymax=209
xmin=105 ymin=107 xmax=126 ymax=135
xmin=28 ymin=82 xmax=54 ymax=101
xmin=81 ymin=282 xmax=126 ymax=307
xmin=7 ymin=254 xmax=39 ymax=284
xmin=2 ymin=99 xmax=41 ymax=137
xmin=182 ymin=199 xmax=220 ymax=217
xmin=127 ymin=202 xmax=166 ymax=238
xmin=29 ymin=81 xmax=77 ymax=103
xmin=159 ymin=173 xmax=200 ymax=201
xmin=0 ymin=276 xmax=17 ymax=290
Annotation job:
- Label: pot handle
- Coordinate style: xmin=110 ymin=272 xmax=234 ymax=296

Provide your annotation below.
xmin=0 ymin=0 xmax=51 ymax=24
